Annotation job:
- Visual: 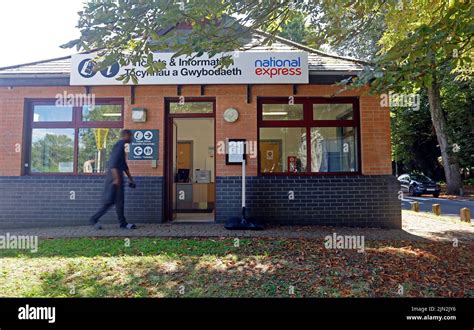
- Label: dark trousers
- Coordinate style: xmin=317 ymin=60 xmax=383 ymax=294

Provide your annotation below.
xmin=90 ymin=183 xmax=127 ymax=225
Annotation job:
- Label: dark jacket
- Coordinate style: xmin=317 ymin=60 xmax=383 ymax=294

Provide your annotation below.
xmin=107 ymin=139 xmax=129 ymax=174
xmin=103 ymin=140 xmax=128 ymax=203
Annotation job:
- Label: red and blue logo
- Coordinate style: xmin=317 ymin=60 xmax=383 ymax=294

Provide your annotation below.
xmin=254 ymin=56 xmax=302 ymax=78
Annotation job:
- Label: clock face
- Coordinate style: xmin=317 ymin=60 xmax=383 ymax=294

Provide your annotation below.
xmin=224 ymin=108 xmax=239 ymax=123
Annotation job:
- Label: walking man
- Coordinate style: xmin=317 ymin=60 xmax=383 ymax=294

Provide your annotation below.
xmin=89 ymin=129 xmax=137 ymax=229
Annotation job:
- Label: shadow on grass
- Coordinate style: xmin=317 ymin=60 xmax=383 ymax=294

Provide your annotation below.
xmin=30 ymin=254 xmax=283 ymax=297
xmin=0 ymin=238 xmax=268 ymax=258
xmin=37 ymin=268 xmax=151 ymax=297
xmin=3 ymin=238 xmax=468 ymax=298
xmin=0 ymin=229 xmax=472 ymax=298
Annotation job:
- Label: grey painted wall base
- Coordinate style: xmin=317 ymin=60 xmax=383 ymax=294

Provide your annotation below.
xmin=215 ymin=175 xmax=401 ymax=228
xmin=0 ymin=176 xmax=163 ymax=229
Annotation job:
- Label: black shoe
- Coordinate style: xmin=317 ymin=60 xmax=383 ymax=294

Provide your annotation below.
xmin=89 ymin=219 xmax=102 ymax=230
xmin=120 ymin=223 xmax=137 ymax=229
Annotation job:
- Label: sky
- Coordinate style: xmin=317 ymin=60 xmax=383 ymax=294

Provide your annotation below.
xmin=0 ymin=0 xmax=84 ymax=67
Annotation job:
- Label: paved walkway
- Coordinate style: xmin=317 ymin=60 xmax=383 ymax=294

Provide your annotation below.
xmin=401 ymin=212 xmax=474 ymax=242
xmin=1 ymin=212 xmax=473 ymax=242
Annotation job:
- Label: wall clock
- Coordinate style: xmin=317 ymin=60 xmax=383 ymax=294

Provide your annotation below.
xmin=223 ymin=108 xmax=239 ymax=123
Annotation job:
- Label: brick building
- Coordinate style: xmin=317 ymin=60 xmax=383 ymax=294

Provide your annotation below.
xmin=0 ymin=32 xmax=401 ymax=229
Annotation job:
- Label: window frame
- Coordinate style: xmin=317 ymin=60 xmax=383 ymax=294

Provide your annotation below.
xmin=168 ymin=100 xmax=215 ymax=115
xmin=24 ymin=98 xmax=124 ymax=176
xmin=257 ymin=97 xmax=361 ymax=176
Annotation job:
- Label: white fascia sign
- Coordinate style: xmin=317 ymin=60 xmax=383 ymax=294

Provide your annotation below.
xmin=70 ymin=51 xmax=309 ymax=85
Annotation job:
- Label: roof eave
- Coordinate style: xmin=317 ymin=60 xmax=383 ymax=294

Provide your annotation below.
xmin=0 ymin=73 xmax=69 ymax=79
xmin=310 ymin=70 xmax=361 ymax=75
xmin=0 ymin=71 xmax=359 ymax=87
xmin=0 ymin=75 xmax=70 ymax=87
xmin=0 ymin=69 xmax=360 ymax=79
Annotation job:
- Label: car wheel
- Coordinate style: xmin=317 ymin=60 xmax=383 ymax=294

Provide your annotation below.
xmin=409 ymin=187 xmax=415 ymax=197
xmin=433 ymin=193 xmax=440 ymax=198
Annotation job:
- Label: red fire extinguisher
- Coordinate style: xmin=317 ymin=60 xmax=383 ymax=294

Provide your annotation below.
xmin=288 ymin=156 xmax=297 ymax=173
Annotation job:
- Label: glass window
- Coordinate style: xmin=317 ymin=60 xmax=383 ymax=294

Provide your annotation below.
xmin=259 ymin=98 xmax=359 ymax=175
xmin=170 ymin=102 xmax=213 ymax=114
xmin=33 ymin=105 xmax=73 ymax=122
xmin=259 ymin=128 xmax=307 ymax=173
xmin=410 ymin=174 xmax=434 ymax=183
xmin=262 ymin=104 xmax=303 ymax=120
xmin=82 ymin=104 xmax=122 ymax=121
xmin=313 ymin=103 xmax=353 ymax=120
xmin=31 ymin=129 xmax=75 ymax=173
xmin=310 ymin=127 xmax=358 ymax=172
xmin=78 ymin=128 xmax=122 ymax=174
xmin=28 ymin=101 xmax=123 ymax=175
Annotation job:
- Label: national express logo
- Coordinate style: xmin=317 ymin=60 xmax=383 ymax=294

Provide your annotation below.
xmin=78 ymin=58 xmax=120 ymax=78
xmin=254 ymin=56 xmax=302 ymax=78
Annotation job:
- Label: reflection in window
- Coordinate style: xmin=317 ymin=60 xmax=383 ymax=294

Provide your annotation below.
xmin=262 ymin=104 xmax=303 ymax=121
xmin=31 ymin=129 xmax=75 ymax=173
xmin=28 ymin=101 xmax=124 ymax=175
xmin=82 ymin=105 xmax=122 ymax=121
xmin=310 ymin=127 xmax=358 ymax=172
xmin=33 ymin=105 xmax=73 ymax=122
xmin=313 ymin=104 xmax=353 ymax=120
xmin=170 ymin=102 xmax=213 ymax=114
xmin=259 ymin=127 xmax=307 ymax=173
xmin=78 ymin=128 xmax=121 ymax=173
xmin=259 ymin=99 xmax=359 ymax=175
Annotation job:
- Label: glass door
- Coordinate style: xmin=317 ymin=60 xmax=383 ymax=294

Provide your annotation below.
xmin=165 ymin=98 xmax=216 ymax=222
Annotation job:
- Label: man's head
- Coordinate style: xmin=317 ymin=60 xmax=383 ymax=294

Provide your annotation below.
xmin=121 ymin=129 xmax=132 ymax=143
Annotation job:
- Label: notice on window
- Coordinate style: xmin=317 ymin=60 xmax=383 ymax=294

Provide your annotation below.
xmin=227 ymin=140 xmax=246 ymax=164
xmin=128 ymin=130 xmax=158 ymax=160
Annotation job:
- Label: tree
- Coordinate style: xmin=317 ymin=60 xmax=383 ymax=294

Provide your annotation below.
xmin=64 ymin=0 xmax=473 ymax=194
xmin=304 ymin=0 xmax=472 ymax=194
xmin=305 ymin=2 xmax=385 ymax=61
xmin=390 ymin=92 xmax=444 ymax=179
xmin=278 ymin=11 xmax=310 ymax=44
xmin=441 ymin=75 xmax=474 ymax=177
xmin=390 ymin=76 xmax=474 ymax=182
xmin=357 ymin=0 xmax=472 ymax=194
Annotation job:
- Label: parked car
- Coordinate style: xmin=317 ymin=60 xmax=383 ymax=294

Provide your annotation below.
xmin=398 ymin=174 xmax=441 ymax=197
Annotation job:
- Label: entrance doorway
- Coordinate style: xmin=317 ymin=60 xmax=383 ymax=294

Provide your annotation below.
xmin=165 ymin=99 xmax=215 ymax=222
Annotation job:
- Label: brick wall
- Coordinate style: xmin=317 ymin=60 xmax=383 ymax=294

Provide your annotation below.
xmin=0 ymin=84 xmax=397 ymax=228
xmin=216 ymin=175 xmax=401 ymax=228
xmin=0 ymin=174 xmax=401 ymax=229
xmin=0 ymin=176 xmax=163 ymax=229
xmin=360 ymin=95 xmax=392 ymax=174
xmin=0 ymin=84 xmax=391 ymax=178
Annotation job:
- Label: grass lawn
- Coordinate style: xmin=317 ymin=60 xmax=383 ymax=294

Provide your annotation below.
xmin=0 ymin=237 xmax=472 ymax=297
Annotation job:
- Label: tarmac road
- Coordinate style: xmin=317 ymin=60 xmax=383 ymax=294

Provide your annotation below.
xmin=401 ymin=195 xmax=474 ymax=218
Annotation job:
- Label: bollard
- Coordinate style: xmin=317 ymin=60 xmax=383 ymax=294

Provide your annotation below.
xmin=460 ymin=208 xmax=471 ymax=223
xmin=411 ymin=201 xmax=420 ymax=212
xmin=432 ymin=204 xmax=441 ymax=216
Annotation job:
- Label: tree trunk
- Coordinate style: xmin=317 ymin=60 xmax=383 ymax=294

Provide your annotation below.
xmin=427 ymin=81 xmax=463 ymax=195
